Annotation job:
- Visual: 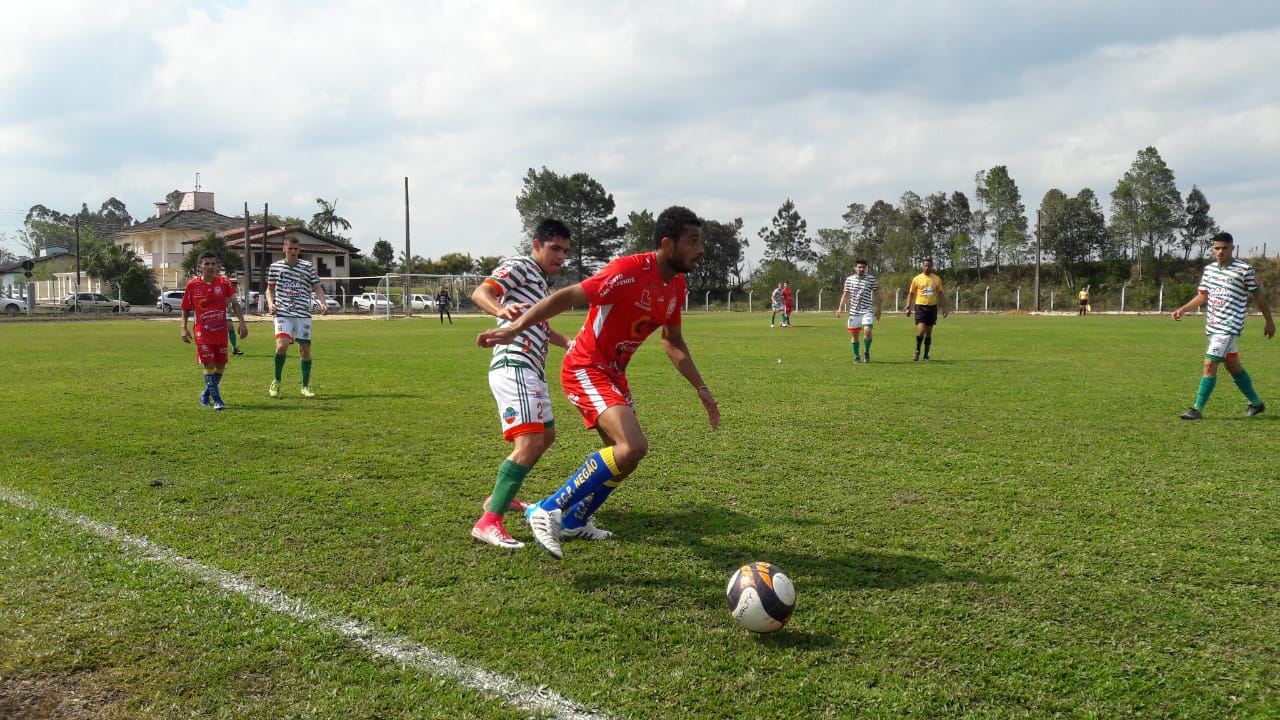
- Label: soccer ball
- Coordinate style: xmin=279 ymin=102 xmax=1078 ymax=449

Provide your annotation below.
xmin=726 ymin=562 xmax=796 ymax=633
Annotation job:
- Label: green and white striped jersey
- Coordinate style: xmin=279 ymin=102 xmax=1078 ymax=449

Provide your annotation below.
xmin=1199 ymin=259 xmax=1259 ymax=336
xmin=485 ymin=255 xmax=553 ymax=377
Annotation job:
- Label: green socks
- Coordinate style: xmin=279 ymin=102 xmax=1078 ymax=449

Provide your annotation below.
xmin=488 ymin=460 xmax=531 ymax=515
xmin=1194 ymin=376 xmax=1217 ymax=410
xmin=1231 ymin=370 xmax=1261 ymax=405
xmin=274 ymin=353 xmax=286 ymax=382
xmin=301 ymin=360 xmax=313 ymax=387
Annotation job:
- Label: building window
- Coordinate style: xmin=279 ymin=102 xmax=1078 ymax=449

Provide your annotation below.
xmin=335 ymin=255 xmax=345 ymax=267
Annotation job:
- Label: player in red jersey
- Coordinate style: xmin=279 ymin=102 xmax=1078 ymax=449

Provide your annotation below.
xmin=181 ymin=252 xmax=248 ymax=410
xmin=477 ymin=205 xmax=720 ymax=558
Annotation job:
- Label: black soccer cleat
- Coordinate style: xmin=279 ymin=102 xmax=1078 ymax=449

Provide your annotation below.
xmin=1246 ymin=402 xmax=1265 ymax=417
xmin=1180 ymin=407 xmax=1203 ymax=420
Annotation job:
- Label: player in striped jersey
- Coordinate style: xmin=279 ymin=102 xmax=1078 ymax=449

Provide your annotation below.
xmin=266 ymin=236 xmax=331 ymax=398
xmin=1172 ymin=232 xmax=1274 ymax=419
xmin=834 ymin=259 xmax=880 ymax=363
xmin=468 ymin=219 xmax=572 ymax=548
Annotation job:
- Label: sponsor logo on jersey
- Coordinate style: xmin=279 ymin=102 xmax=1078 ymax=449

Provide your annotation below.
xmin=503 ymin=407 xmax=518 ymax=424
xmin=599 ymin=273 xmax=636 ymax=298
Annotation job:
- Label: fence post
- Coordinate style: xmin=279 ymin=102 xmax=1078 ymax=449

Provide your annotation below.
xmin=1121 ymin=283 xmax=1127 ymax=312
xmin=984 ymin=286 xmax=989 ymax=312
xmin=818 ymin=289 xmax=824 ymax=312
xmin=728 ymin=291 xmax=733 ymax=312
xmin=895 ymin=288 xmax=901 ymax=312
xmin=955 ymin=288 xmax=960 ymax=313
xmin=705 ymin=291 xmax=710 ymax=310
xmin=749 ymin=290 xmax=753 ymax=312
xmin=1158 ymin=283 xmax=1164 ymax=313
xmin=1050 ymin=289 xmax=1055 ymax=312
xmin=1016 ymin=287 xmax=1021 ymax=310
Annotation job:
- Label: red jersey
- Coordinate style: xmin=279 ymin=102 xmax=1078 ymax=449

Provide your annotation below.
xmin=182 ymin=275 xmax=236 ymax=342
xmin=781 ymin=286 xmax=794 ymax=310
xmin=565 ymin=252 xmax=686 ymax=376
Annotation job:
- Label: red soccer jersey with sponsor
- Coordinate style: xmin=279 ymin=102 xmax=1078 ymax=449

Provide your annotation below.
xmin=182 ymin=275 xmax=236 ymax=344
xmin=565 ymin=252 xmax=686 ymax=377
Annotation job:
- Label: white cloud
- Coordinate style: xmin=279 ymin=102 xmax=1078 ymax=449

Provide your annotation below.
xmin=2 ymin=1 xmax=1280 ymax=263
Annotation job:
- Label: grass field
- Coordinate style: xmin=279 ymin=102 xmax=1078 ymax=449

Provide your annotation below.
xmin=2 ymin=311 xmax=1278 ymax=719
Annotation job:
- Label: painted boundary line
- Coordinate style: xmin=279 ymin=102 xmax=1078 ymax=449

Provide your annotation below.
xmin=1 ymin=487 xmax=613 ymax=720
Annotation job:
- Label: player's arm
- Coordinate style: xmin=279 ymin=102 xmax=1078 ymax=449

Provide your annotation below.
xmin=1172 ymin=290 xmax=1207 ymax=321
xmin=229 ymin=296 xmax=248 ymax=338
xmin=477 ymin=283 xmax=587 ymax=347
xmin=661 ymin=323 xmax=720 ymax=429
xmin=548 ymin=326 xmax=571 ymax=349
xmin=873 ymin=287 xmax=882 ymax=319
xmin=312 ymin=281 xmax=330 ymax=315
xmin=937 ymin=281 xmax=948 ymax=317
xmin=266 ymin=282 xmax=277 ymax=314
xmin=904 ymin=282 xmax=916 ymax=315
xmin=180 ymin=307 xmax=192 ymax=342
xmin=834 ymin=290 xmax=848 ymax=315
xmin=1250 ymin=289 xmax=1276 ymax=338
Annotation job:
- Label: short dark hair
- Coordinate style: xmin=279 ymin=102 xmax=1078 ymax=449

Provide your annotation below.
xmin=1211 ymin=231 xmax=1234 ymax=246
xmin=855 ymin=258 xmax=868 ymax=266
xmin=653 ymin=205 xmax=701 ymax=249
xmin=198 ymin=251 xmax=219 ymax=262
xmin=534 ymin=219 xmax=571 ymax=242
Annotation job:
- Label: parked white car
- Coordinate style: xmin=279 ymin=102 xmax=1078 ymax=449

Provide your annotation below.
xmin=62 ymin=292 xmax=130 ymax=313
xmin=156 ymin=290 xmax=184 ymax=313
xmin=410 ymin=294 xmax=435 ymax=311
xmin=312 ymin=296 xmax=341 ymax=312
xmin=1 ymin=296 xmax=25 ymax=315
xmin=352 ymin=293 xmax=391 ymax=311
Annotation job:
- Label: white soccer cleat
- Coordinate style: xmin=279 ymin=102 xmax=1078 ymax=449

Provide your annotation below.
xmin=268 ymin=380 xmax=280 ymax=398
xmin=300 ymin=386 xmax=316 ymax=398
xmin=525 ymin=505 xmax=564 ymax=559
xmin=471 ymin=520 xmax=524 ymax=549
xmin=561 ymin=518 xmax=614 ymax=541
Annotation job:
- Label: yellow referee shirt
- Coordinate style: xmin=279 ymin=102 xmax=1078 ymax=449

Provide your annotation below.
xmin=909 ymin=273 xmax=943 ymax=306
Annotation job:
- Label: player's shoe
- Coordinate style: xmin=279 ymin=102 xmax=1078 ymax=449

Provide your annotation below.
xmin=1180 ymin=407 xmax=1203 ymax=420
xmin=300 ymin=386 xmax=316 ymax=398
xmin=853 ymin=356 xmax=862 ymax=363
xmin=525 ymin=504 xmax=564 ymax=559
xmin=211 ymin=393 xmax=225 ymax=411
xmin=232 ymin=347 xmax=244 ymax=356
xmin=268 ymin=380 xmax=280 ymax=398
xmin=864 ymin=352 xmax=871 ymax=363
xmin=470 ymin=518 xmax=524 ymax=549
xmin=561 ymin=518 xmax=614 ymax=541
xmin=200 ymin=388 xmax=212 ymax=407
xmin=913 ymin=352 xmax=920 ymax=362
xmin=1246 ymin=402 xmax=1265 ymax=417
xmin=482 ymin=495 xmax=528 ymax=513
xmin=923 ymin=355 xmax=931 ymax=362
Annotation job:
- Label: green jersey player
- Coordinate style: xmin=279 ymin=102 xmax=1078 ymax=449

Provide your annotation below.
xmin=1172 ymin=232 xmax=1275 ymax=419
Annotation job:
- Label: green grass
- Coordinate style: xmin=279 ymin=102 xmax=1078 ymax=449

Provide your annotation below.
xmin=2 ymin=311 xmax=1278 ymax=719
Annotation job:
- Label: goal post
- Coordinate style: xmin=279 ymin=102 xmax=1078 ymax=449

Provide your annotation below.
xmin=368 ymin=273 xmax=488 ymax=318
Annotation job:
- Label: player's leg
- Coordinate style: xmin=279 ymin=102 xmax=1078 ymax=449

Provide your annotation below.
xmin=1223 ymin=351 xmax=1264 ymax=414
xmin=922 ymin=308 xmax=936 ymax=360
xmin=1183 ymin=339 xmax=1226 ymax=419
xmin=863 ymin=318 xmax=874 ymax=361
xmin=210 ymin=354 xmax=228 ymax=409
xmin=271 ymin=318 xmax=293 ymax=397
xmin=200 ymin=360 xmax=216 ymax=406
xmin=558 ymin=406 xmax=643 ymax=538
xmin=849 ymin=324 xmax=862 ymax=361
xmin=914 ymin=316 xmax=924 ymax=360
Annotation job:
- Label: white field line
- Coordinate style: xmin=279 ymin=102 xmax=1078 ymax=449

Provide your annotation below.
xmin=1 ymin=486 xmax=613 ymax=720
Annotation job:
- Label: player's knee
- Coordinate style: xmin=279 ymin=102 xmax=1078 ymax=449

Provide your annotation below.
xmin=612 ymin=439 xmax=648 ymax=475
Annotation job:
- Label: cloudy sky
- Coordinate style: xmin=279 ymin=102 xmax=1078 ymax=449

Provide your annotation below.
xmin=3 ymin=1 xmax=1280 ymax=265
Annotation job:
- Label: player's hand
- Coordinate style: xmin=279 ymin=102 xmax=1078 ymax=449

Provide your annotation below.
xmin=1265 ymin=319 xmax=1276 ymax=339
xmin=181 ymin=328 xmax=191 ymax=344
xmin=497 ymin=302 xmax=529 ymax=321
xmin=477 ymin=328 xmax=514 ymax=348
xmin=321 ymin=305 xmax=330 ymax=316
xmin=1171 ymin=309 xmax=1184 ymax=321
xmin=697 ymin=386 xmax=720 ymax=429
xmin=238 ymin=323 xmax=248 ymax=339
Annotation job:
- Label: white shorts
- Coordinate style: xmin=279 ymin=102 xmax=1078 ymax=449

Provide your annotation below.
xmin=274 ymin=316 xmax=313 ymax=343
xmin=489 ymin=363 xmax=554 ymax=441
xmin=1205 ymin=333 xmax=1238 ymax=360
xmin=771 ymin=302 xmax=784 ymax=312
xmin=847 ymin=312 xmax=875 ymax=330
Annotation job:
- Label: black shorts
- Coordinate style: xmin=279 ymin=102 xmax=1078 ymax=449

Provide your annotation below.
xmin=914 ymin=305 xmax=939 ymax=326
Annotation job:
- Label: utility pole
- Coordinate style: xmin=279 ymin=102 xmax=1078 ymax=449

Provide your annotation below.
xmin=74 ymin=217 xmax=81 ymax=297
xmin=243 ymin=203 xmax=251 ymax=305
xmin=260 ymin=203 xmax=269 ymax=304
xmin=1034 ymin=210 xmax=1042 ymax=312
xmin=404 ymin=177 xmax=411 ymax=314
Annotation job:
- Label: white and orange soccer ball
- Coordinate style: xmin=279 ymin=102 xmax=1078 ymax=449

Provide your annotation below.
xmin=726 ymin=562 xmax=796 ymax=633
